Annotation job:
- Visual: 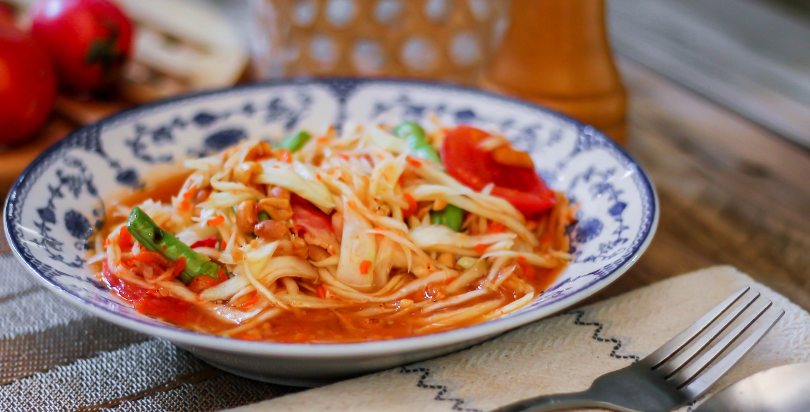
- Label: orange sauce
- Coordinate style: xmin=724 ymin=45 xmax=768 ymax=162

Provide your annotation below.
xmin=228 ymin=269 xmax=561 ymax=343
xmin=111 ymin=171 xmax=189 ymax=212
xmin=103 ymin=263 xmax=562 ymax=343
xmin=98 ymin=176 xmax=566 ymax=343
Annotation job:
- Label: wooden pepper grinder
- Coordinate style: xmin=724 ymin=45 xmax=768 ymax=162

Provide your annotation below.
xmin=483 ymin=0 xmax=627 ymax=143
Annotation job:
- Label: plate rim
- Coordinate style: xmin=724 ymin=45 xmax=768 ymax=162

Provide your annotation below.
xmin=3 ymin=77 xmax=659 ymax=358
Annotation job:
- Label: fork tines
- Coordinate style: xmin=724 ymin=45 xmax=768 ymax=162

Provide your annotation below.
xmin=643 ymin=286 xmax=784 ymax=398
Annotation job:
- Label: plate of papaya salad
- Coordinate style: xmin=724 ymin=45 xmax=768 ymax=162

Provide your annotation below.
xmin=4 ymin=79 xmax=657 ymax=385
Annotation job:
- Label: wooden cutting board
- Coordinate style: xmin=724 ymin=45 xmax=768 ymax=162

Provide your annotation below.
xmin=0 ymin=97 xmax=129 ymax=197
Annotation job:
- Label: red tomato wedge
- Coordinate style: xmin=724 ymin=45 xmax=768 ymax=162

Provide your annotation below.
xmin=100 ymin=260 xmax=151 ymax=302
xmin=291 ymin=195 xmax=339 ymax=251
xmin=190 ymin=237 xmax=218 ymax=249
xmin=291 ymin=195 xmax=333 ymax=233
xmin=135 ymin=295 xmax=193 ymax=326
xmin=441 ymin=126 xmax=556 ymax=217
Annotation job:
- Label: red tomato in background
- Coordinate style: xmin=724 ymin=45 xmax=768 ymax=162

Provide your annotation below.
xmin=441 ymin=126 xmax=557 ymax=217
xmin=0 ymin=23 xmax=56 ymax=146
xmin=30 ymin=0 xmax=133 ymax=93
xmin=0 ymin=3 xmax=15 ymax=26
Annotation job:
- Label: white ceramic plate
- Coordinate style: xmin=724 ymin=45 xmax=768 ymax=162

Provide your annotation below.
xmin=4 ymin=79 xmax=658 ymax=386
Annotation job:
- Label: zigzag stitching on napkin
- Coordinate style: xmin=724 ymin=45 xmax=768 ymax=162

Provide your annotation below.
xmin=400 ymin=366 xmax=482 ymax=412
xmin=569 ymin=310 xmax=641 ymax=362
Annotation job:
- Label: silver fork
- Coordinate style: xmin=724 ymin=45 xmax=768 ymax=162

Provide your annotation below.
xmin=494 ymin=286 xmax=784 ymax=412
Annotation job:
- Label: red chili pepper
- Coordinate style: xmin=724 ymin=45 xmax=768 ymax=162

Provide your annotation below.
xmin=519 ymin=262 xmax=536 ymax=281
xmin=182 ymin=184 xmax=197 ymax=202
xmin=188 ymin=276 xmax=221 ymax=293
xmin=167 ymin=257 xmax=186 ymax=280
xmin=474 ymin=244 xmax=488 ymax=255
xmin=402 ymin=193 xmax=418 ymax=218
xmin=131 ymin=251 xmax=168 ymax=267
xmin=359 ymin=259 xmax=372 ymax=274
xmin=290 ymin=223 xmax=304 ymax=236
xmin=177 ymin=200 xmax=191 ymax=212
xmin=487 ymin=221 xmax=507 ymax=234
xmin=216 ymin=269 xmax=228 ymax=282
xmin=441 ymin=126 xmax=556 ymax=217
xmin=279 ymin=149 xmax=292 ymax=163
xmin=206 ymin=215 xmax=224 ymax=227
xmin=117 ymin=226 xmax=133 ymax=251
xmin=235 ymin=291 xmax=259 ymax=309
xmin=406 ymin=157 xmax=422 ymax=168
xmin=316 ymin=285 xmax=328 ymax=299
xmin=190 ymin=237 xmax=218 ymax=249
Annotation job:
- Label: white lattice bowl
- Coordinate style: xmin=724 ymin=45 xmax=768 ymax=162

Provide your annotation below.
xmin=4 ymin=79 xmax=657 ymax=386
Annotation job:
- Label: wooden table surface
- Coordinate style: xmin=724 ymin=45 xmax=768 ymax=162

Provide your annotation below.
xmin=2 ymin=59 xmax=809 ymax=312
xmin=592 ymin=60 xmax=810 ymax=310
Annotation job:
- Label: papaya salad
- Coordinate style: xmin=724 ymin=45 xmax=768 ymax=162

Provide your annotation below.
xmin=91 ymin=121 xmax=576 ymax=342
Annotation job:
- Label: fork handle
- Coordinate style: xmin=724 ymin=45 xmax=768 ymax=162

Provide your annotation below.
xmin=493 ymin=390 xmax=632 ymax=412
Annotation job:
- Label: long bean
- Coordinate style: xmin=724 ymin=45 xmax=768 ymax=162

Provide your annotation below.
xmin=276 ymin=130 xmax=311 ymax=152
xmin=430 ymin=204 xmax=464 ymax=231
xmin=393 ymin=121 xmax=442 ymax=164
xmin=127 ymin=207 xmax=222 ymax=284
xmin=393 ymin=121 xmax=464 ymax=231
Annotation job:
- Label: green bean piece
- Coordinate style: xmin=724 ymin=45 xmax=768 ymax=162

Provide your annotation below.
xmin=126 ymin=207 xmax=222 ymax=284
xmin=430 ymin=204 xmax=464 ymax=232
xmin=393 ymin=122 xmax=464 ymax=231
xmin=393 ymin=121 xmax=442 ymax=164
xmin=276 ymin=130 xmax=312 ymax=152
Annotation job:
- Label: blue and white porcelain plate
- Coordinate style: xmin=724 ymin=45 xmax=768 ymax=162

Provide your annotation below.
xmin=4 ymin=79 xmax=658 ymax=386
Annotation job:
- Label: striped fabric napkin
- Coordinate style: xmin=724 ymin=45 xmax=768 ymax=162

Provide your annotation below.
xmin=231 ymin=266 xmax=810 ymax=412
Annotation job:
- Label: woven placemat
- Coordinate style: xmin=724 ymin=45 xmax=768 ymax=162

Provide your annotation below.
xmin=0 ymin=220 xmax=300 ymax=410
xmin=3 ymin=217 xmax=809 ymax=411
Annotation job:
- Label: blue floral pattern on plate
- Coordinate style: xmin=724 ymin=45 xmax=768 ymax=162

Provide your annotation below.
xmin=3 ymin=78 xmax=657 ymax=382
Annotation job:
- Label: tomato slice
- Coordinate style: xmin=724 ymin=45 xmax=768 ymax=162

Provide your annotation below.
xmin=190 ymin=237 xmax=218 ymax=249
xmin=291 ymin=195 xmax=339 ymax=251
xmin=135 ymin=295 xmax=192 ymax=326
xmin=188 ymin=276 xmax=221 ymax=294
xmin=291 ymin=195 xmax=333 ymax=234
xmin=441 ymin=126 xmax=556 ymax=217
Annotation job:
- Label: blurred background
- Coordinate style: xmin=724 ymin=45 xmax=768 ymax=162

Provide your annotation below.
xmin=3 ymin=2 xmax=810 ymax=408
xmin=2 ymin=0 xmax=810 ymax=191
